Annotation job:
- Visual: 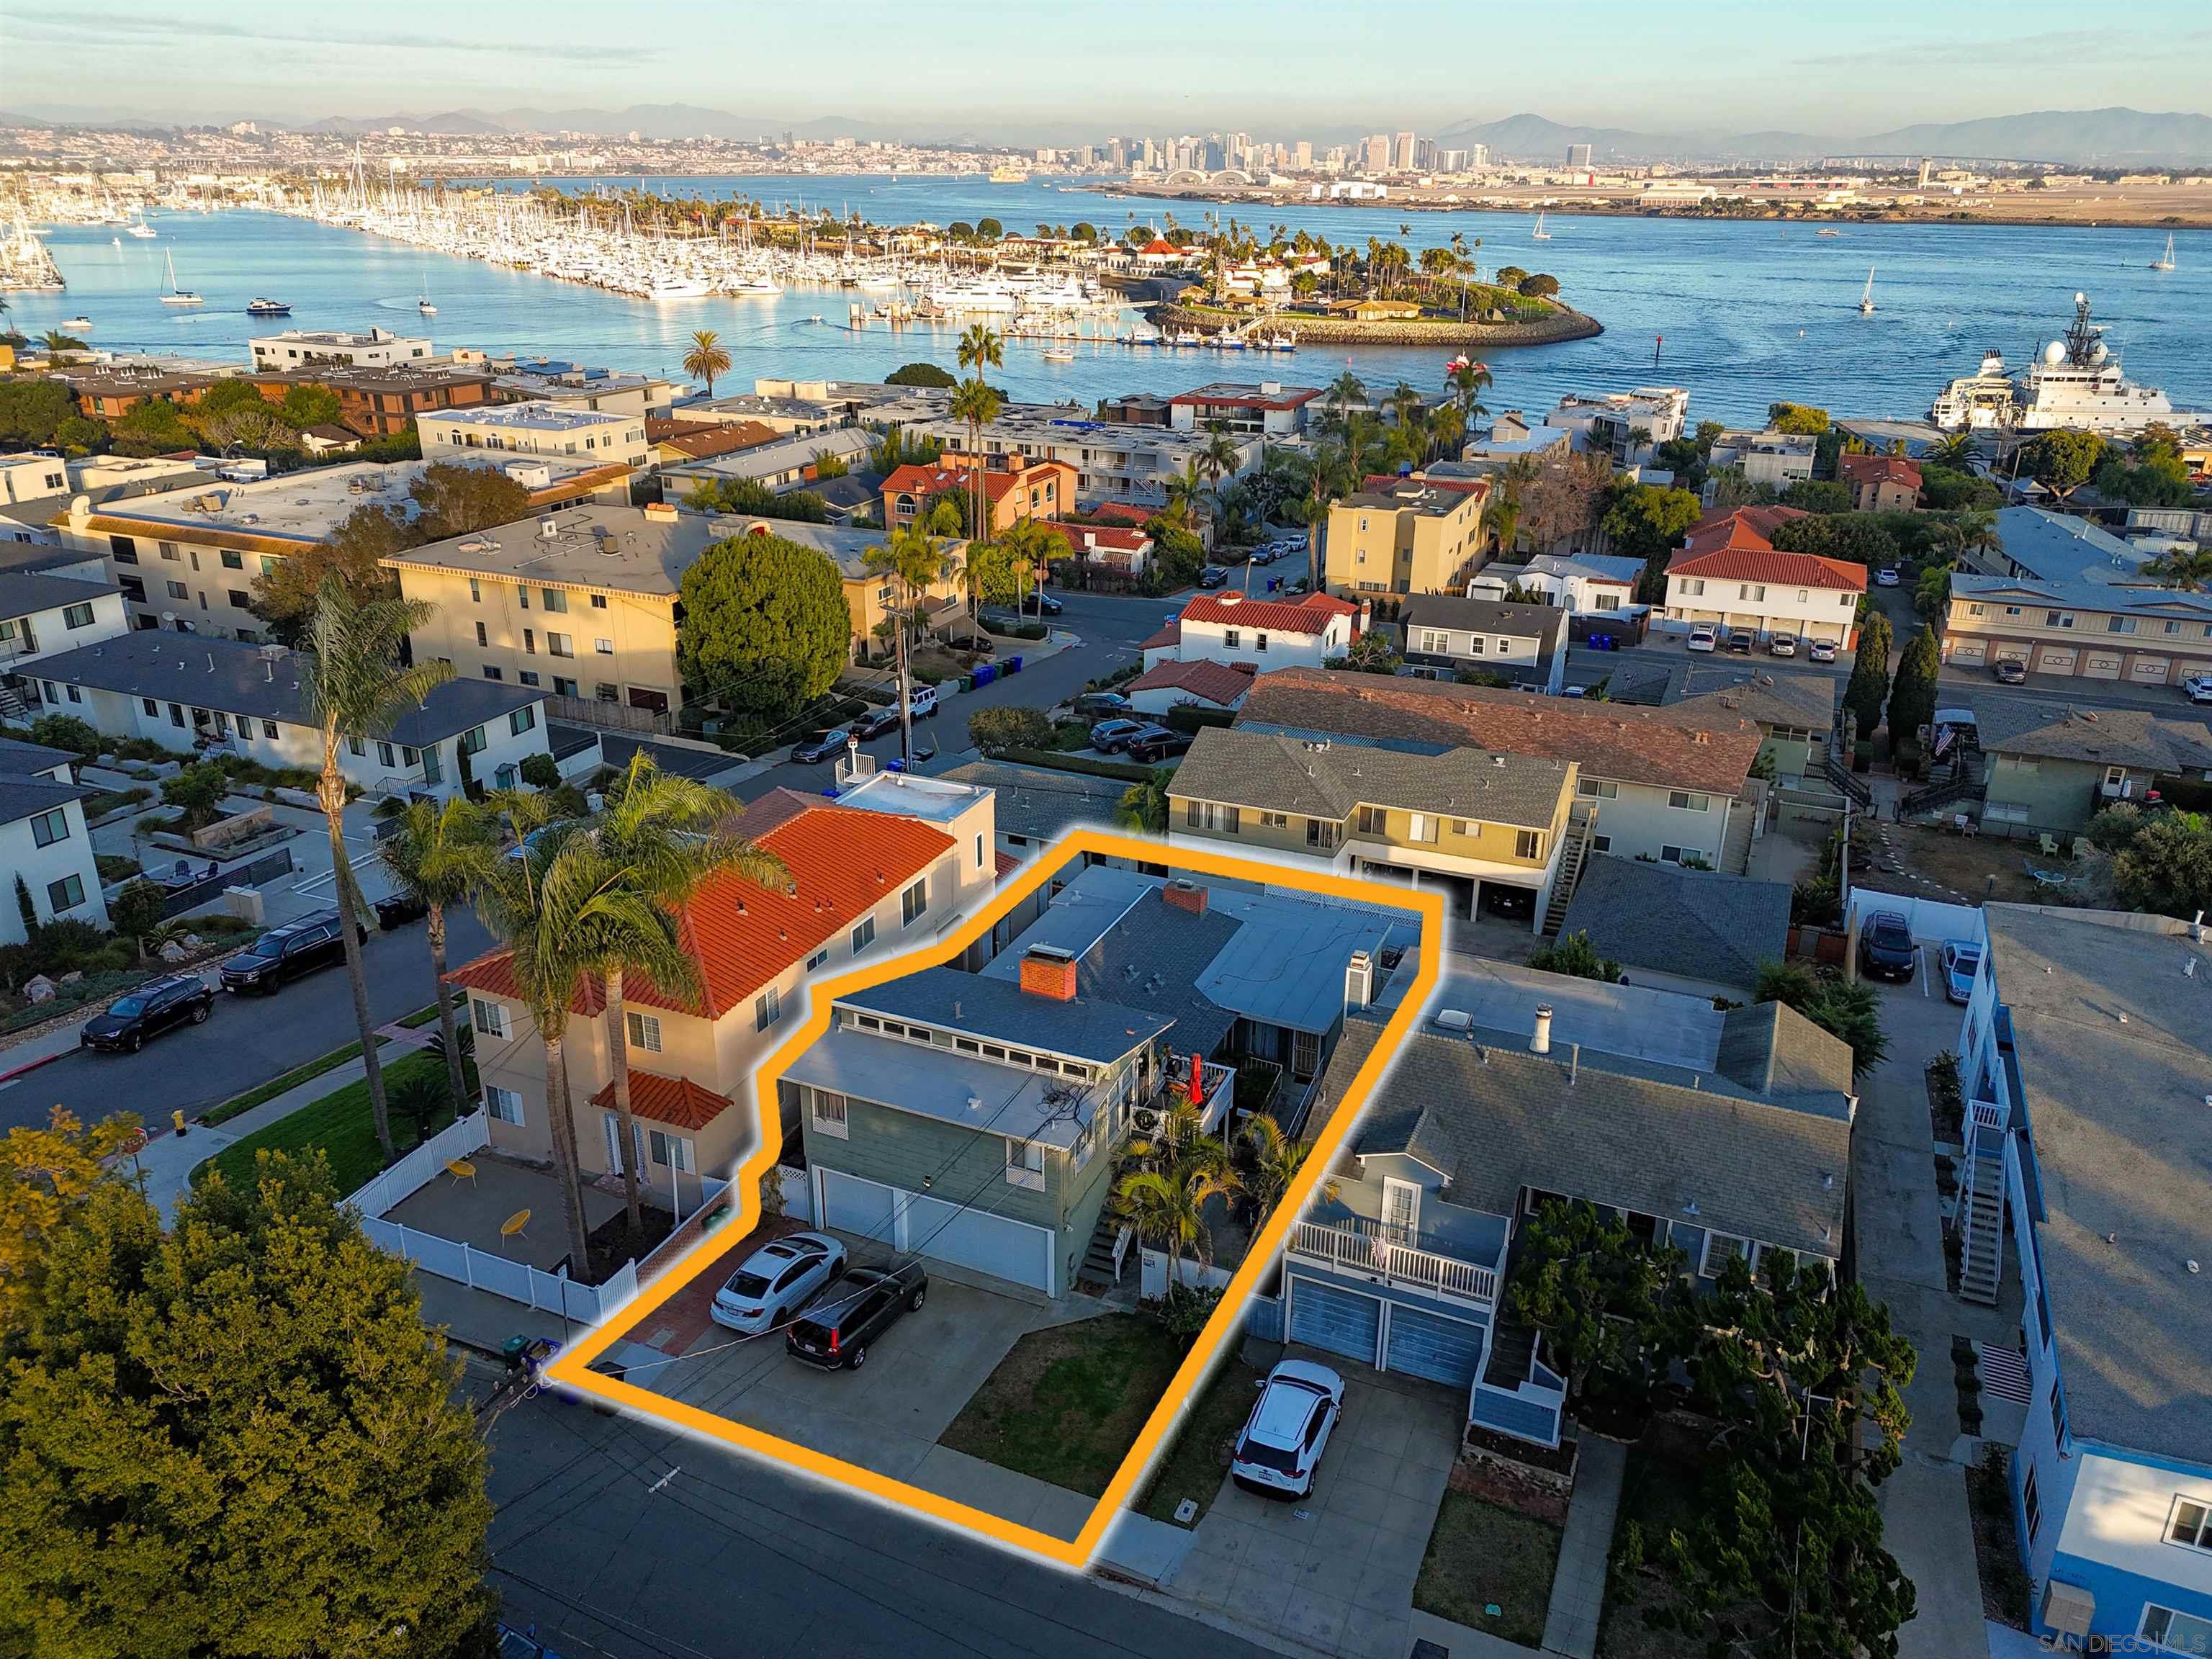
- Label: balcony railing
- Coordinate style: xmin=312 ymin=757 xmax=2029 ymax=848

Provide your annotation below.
xmin=1289 ymin=1216 xmax=1496 ymax=1307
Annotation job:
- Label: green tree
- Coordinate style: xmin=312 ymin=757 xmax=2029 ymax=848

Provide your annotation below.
xmin=675 ymin=531 xmax=850 ymax=724
xmin=298 ymin=576 xmax=452 ymax=1164
xmin=1771 ymin=512 xmax=1899 ymax=571
xmin=375 ymin=795 xmax=499 ymax=1112
xmin=251 ymin=502 xmax=409 ymax=639
xmin=2027 ymin=429 xmax=2105 ymax=500
xmin=976 ymin=216 xmax=1004 ymax=240
xmin=194 ymin=377 xmax=271 ymax=424
xmin=408 ymin=461 xmax=530 ymax=543
xmin=1116 ymin=1159 xmax=1238 ymax=1285
xmin=1527 ymin=930 xmax=1624 ymax=982
xmin=1913 ymin=560 xmax=1954 ymax=627
xmin=0 ymin=1143 xmax=495 ymax=1659
xmin=966 ymin=704 xmax=1056 ymax=753
xmin=1757 ymin=961 xmax=1889 ymax=1078
xmin=279 ymin=381 xmax=343 ymax=429
xmin=1768 ymin=402 xmax=1831 ymax=436
xmin=864 ymin=526 xmax=957 ymax=757
xmin=1600 ymin=483 xmax=1702 ymax=600
xmin=1887 ymin=624 xmax=1942 ymax=750
xmin=1780 ymin=478 xmax=1854 ymax=513
xmin=1506 ymin=1198 xmax=1689 ymax=1411
xmin=1517 ymin=272 xmax=1560 ymax=300
xmin=27 ymin=712 xmax=102 ymax=760
xmin=159 ymin=760 xmax=231 ymax=829
xmin=1842 ymin=608 xmax=1892 ymax=742
xmin=1332 ymin=628 xmax=1402 ymax=674
xmin=682 ymin=328 xmax=731 ymax=397
xmin=1115 ymin=769 xmax=1172 ymax=834
xmin=951 ymin=330 xmax=1004 ymax=539
xmin=2108 ymin=811 xmax=2212 ymax=919
xmin=886 ymin=361 xmax=956 ymax=389
xmin=109 ymin=878 xmax=168 ymax=958
xmin=1236 ymin=1114 xmax=1308 ymax=1220
xmin=0 ymin=377 xmax=77 ymax=447
xmin=112 ymin=396 xmax=192 ymax=455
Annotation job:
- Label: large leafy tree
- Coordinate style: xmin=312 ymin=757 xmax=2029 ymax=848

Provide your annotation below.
xmin=408 ymin=461 xmax=531 ymax=543
xmin=2108 ymin=811 xmax=2212 ymax=919
xmin=1506 ymin=1198 xmax=1689 ymax=1410
xmin=674 ymin=531 xmax=850 ymax=724
xmin=1842 ymin=609 xmax=1892 ymax=742
xmin=1770 ymin=512 xmax=1899 ymax=570
xmin=251 ymin=503 xmax=410 ymax=637
xmin=1755 ymin=960 xmax=1889 ymax=1078
xmin=1600 ymin=482 xmax=1702 ymax=601
xmin=2026 ymin=429 xmax=2105 ymax=500
xmin=375 ymin=795 xmax=499 ymax=1111
xmin=298 ymin=576 xmax=453 ymax=1163
xmin=0 ymin=1138 xmax=495 ymax=1659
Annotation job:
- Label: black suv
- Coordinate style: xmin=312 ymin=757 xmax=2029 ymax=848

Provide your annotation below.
xmin=80 ymin=974 xmax=215 ymax=1053
xmin=220 ymin=912 xmax=363 ymax=995
xmin=786 ymin=1262 xmax=928 ymax=1370
xmin=1856 ymin=911 xmax=1918 ymax=982
xmin=1124 ymin=726 xmax=1193 ymax=764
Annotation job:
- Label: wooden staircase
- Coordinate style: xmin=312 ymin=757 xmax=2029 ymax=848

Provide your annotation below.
xmin=1539 ymin=803 xmax=1599 ymax=938
xmin=1077 ymin=1208 xmax=1130 ymax=1290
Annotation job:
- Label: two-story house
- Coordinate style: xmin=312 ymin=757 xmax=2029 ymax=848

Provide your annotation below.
xmin=1969 ymin=700 xmax=2212 ymax=835
xmin=880 ymin=452 xmax=1076 ymax=536
xmin=1163 ymin=591 xmax=1361 ymax=674
xmin=0 ymin=734 xmax=109 ymax=943
xmin=1281 ymin=959 xmax=1852 ymax=1448
xmin=450 ymin=783 xmax=997 ymax=1204
xmin=1663 ymin=506 xmax=1866 ymax=647
xmin=1837 ymin=452 xmax=1923 ymax=513
xmin=1467 ymin=552 xmax=1642 ymax=615
xmin=1705 ymin=429 xmax=1817 ymax=493
xmin=0 ymin=570 xmax=133 ymax=714
xmin=1953 ymin=907 xmax=2212 ymax=1653
xmin=1398 ymin=595 xmax=1568 ymax=692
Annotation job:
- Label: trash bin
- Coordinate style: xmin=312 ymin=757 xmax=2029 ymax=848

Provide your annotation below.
xmin=1003 ymin=655 xmax=1022 ymax=674
xmin=972 ymin=663 xmax=997 ymax=688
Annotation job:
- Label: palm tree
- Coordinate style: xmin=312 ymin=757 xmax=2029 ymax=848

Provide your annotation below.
xmin=948 ymin=371 xmax=1002 ymax=542
xmin=1162 ymin=458 xmax=1209 ymax=529
xmin=1199 ymin=423 xmax=1241 ymax=489
xmin=1117 ymin=1159 xmax=1238 ymax=1285
xmin=1445 ymin=356 xmax=1492 ymax=430
xmin=997 ymin=516 xmax=1061 ymax=616
xmin=297 ymin=575 xmax=453 ymax=1162
xmin=863 ymin=526 xmax=956 ymax=764
xmin=681 ymin=329 xmax=730 ymax=397
xmin=1238 ymin=1114 xmax=1309 ymax=1220
xmin=1115 ymin=768 xmax=1172 ymax=833
xmin=1326 ymin=370 xmax=1367 ymax=428
xmin=375 ymin=795 xmax=500 ymax=1112
xmin=586 ymin=754 xmax=787 ymax=1234
xmin=1291 ymin=441 xmax=1354 ymax=593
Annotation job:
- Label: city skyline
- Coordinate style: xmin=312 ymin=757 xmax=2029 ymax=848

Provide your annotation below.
xmin=3 ymin=0 xmax=2206 ymax=141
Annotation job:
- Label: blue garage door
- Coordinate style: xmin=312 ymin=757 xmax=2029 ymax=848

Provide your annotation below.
xmin=1288 ymin=1277 xmax=1380 ymax=1367
xmin=1384 ymin=1305 xmax=1487 ymax=1388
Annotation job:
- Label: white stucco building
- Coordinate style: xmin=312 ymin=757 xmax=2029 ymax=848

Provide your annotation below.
xmin=0 ymin=734 xmax=109 ymax=943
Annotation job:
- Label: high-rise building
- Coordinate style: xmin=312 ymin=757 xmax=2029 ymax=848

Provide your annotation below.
xmin=1325 ymin=144 xmax=1349 ymax=172
xmin=1394 ymin=130 xmax=1417 ymax=170
xmin=1566 ymin=143 xmax=1593 ymax=168
xmin=1294 ymin=140 xmax=1313 ymax=169
xmin=1468 ymin=143 xmax=1491 ymax=168
xmin=1439 ymin=148 xmax=1469 ymax=172
xmin=1363 ymin=133 xmax=1392 ymax=173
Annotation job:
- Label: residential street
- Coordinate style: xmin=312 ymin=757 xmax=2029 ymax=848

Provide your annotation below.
xmin=485 ymin=1394 xmax=1278 ymax=1659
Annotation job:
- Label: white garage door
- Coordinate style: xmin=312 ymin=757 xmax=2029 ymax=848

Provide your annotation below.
xmin=1993 ymin=644 xmax=2031 ymax=664
xmin=2082 ymin=652 xmax=2123 ymax=680
xmin=2129 ymin=656 xmax=2172 ymax=683
xmin=819 ymin=1168 xmax=896 ymax=1243
xmin=1949 ymin=639 xmax=1987 ymax=666
xmin=2036 ymin=647 xmax=2077 ymax=675
xmin=901 ymin=1191 xmax=1053 ymax=1292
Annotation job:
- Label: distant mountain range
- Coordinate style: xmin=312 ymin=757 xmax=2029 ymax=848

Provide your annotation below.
xmin=300 ymin=105 xmax=979 ymax=146
xmin=1437 ymin=108 xmax=2212 ymax=166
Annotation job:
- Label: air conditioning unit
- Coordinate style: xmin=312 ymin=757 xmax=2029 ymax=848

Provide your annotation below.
xmin=1133 ymin=1108 xmax=1159 ymax=1133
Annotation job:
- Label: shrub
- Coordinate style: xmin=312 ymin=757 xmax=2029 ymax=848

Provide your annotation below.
xmin=27 ymin=714 xmax=101 ymax=760
xmin=968 ymin=705 xmax=1057 ymax=754
xmin=518 ymin=752 xmax=561 ymax=790
xmin=109 ymin=880 xmax=168 ymax=949
xmin=1163 ymin=704 xmax=1234 ymax=736
xmin=159 ymin=762 xmax=232 ymax=829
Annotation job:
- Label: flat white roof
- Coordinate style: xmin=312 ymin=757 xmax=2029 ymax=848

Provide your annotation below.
xmin=427 ymin=401 xmax=634 ymax=433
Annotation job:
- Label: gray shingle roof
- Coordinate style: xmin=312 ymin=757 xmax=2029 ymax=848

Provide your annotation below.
xmin=0 ymin=772 xmax=94 ymax=827
xmin=1982 ymin=906 xmax=2212 ymax=1462
xmin=837 ymin=966 xmax=1173 ymax=1066
xmin=1399 ymin=595 xmax=1566 ymax=649
xmin=27 ymin=630 xmax=544 ymax=747
xmin=1669 ymin=675 xmax=1838 ymax=734
xmin=1558 ymin=856 xmax=1792 ymax=995
xmin=1172 ymin=724 xmax=1570 ymax=830
xmin=0 ymin=570 xmax=117 ymax=623
xmin=1969 ymin=697 xmax=2212 ymax=771
xmin=0 ymin=734 xmax=76 ymax=776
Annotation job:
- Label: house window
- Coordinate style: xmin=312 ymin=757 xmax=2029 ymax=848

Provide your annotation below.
xmin=1223 ymin=628 xmax=1241 ymax=650
xmin=517 ymin=585 xmax=530 ymax=609
xmin=595 ymin=638 xmax=615 ymax=655
xmin=62 ymin=602 xmax=96 ymax=629
xmin=227 ymin=590 xmax=251 ymax=609
xmin=541 ymin=588 xmax=567 ymax=613
xmin=469 ymin=579 xmax=482 ymax=603
xmin=520 ymin=671 xmax=539 ymax=688
xmin=1681 ymin=578 xmax=1704 ymax=597
xmin=1668 ymin=791 xmax=1711 ymax=811
xmin=1593 ymin=593 xmax=1620 ymax=611
xmin=805 ymin=947 xmax=830 ymax=971
xmin=2046 ymin=611 xmax=2074 ymax=629
xmin=851 ymin=916 xmax=876 ymax=953
xmin=2022 ymin=1465 xmax=2041 ymax=1545
xmin=483 ymin=666 xmax=503 ymax=681
xmin=547 ymin=633 xmax=573 ymax=658
xmin=484 ymin=1085 xmax=525 ymax=1125
xmin=1408 ymin=812 xmax=1439 ymax=844
xmin=901 ymin=878 xmax=927 ymax=926
xmin=264 ymin=721 xmax=279 ymax=739
xmin=1576 ymin=778 xmax=1619 ymax=799
xmin=1738 ymin=584 xmax=1766 ymax=601
xmin=1515 ymin=829 xmax=1541 ymax=860
xmin=470 ymin=997 xmax=508 ymax=1038
xmin=459 ymin=725 xmax=487 ymax=756
xmin=1004 ymin=1136 xmax=1046 ymax=1190
xmin=1418 ymin=629 xmax=1452 ymax=654
xmin=1591 ymin=835 xmax=1612 ymax=853
xmin=1357 ymin=805 xmax=1386 ymax=835
xmin=1255 ymin=632 xmax=1269 ymax=653
xmin=1259 ymin=811 xmax=1287 ymax=828
xmin=2168 ymin=1495 xmax=2212 ymax=1551
xmin=591 ymin=595 xmax=608 ymax=609
xmin=625 ymin=1010 xmax=662 ymax=1053
xmin=475 ymin=622 xmax=488 ymax=647
xmin=166 ymin=581 xmax=188 ymax=601
xmin=348 ymin=736 xmax=365 ymax=757
xmin=142 ymin=698 xmax=160 ymax=716
xmin=810 ymin=1089 xmax=849 ymax=1139
xmin=1699 ymin=1232 xmax=1750 ymax=1277
xmin=1661 ymin=844 xmax=1691 ymax=863
xmin=2142 ymin=1607 xmax=2212 ymax=1654
xmin=2108 ymin=616 xmax=2137 ymax=634
xmin=30 ymin=807 xmax=68 ymax=848
xmin=523 ymin=629 xmax=536 ymax=655
xmin=644 ymin=1128 xmax=693 ymax=1173
xmin=509 ymin=705 xmax=536 ymax=736
xmin=168 ymin=704 xmax=185 ymax=727
xmin=554 ymin=677 xmax=577 ymax=697
xmin=755 ymin=986 xmax=781 ymax=1031
xmin=1306 ymin=818 xmax=1338 ymax=850
xmin=46 ymin=873 xmax=86 ymax=913
xmin=377 ymin=742 xmax=395 ymax=768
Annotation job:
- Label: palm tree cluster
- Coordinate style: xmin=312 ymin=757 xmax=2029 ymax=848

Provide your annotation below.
xmin=1112 ymin=1084 xmax=1310 ymax=1289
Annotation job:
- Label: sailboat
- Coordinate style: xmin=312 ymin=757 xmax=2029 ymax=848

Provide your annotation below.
xmin=1531 ymin=210 xmax=1551 ymax=241
xmin=1857 ymin=268 xmax=1876 ymax=315
xmin=417 ymin=264 xmax=436 ymax=316
xmin=126 ymin=207 xmax=158 ymax=240
xmin=2151 ymin=233 xmax=2177 ymax=272
xmin=161 ymin=248 xmax=203 ymax=306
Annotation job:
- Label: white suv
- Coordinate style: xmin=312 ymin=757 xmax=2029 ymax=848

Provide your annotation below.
xmin=1231 ymin=1359 xmax=1346 ymax=1498
xmin=2183 ymin=673 xmax=2212 ymax=705
xmin=1687 ymin=626 xmax=1718 ymax=653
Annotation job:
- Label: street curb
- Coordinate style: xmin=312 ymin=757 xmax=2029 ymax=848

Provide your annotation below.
xmin=0 ymin=1046 xmax=68 ymax=1086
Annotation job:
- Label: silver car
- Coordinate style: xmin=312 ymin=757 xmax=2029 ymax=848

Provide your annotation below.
xmin=709 ymin=1231 xmax=848 ymax=1336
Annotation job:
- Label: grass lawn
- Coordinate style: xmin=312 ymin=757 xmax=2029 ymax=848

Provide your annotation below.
xmin=201 ymin=1035 xmax=385 ymax=1126
xmin=199 ymin=1048 xmax=472 ymax=1195
xmin=939 ymin=1312 xmax=1186 ymax=1497
xmin=1597 ymin=1420 xmax=1712 ymax=1659
xmin=1139 ymin=1354 xmax=1262 ymax=1525
xmin=1414 ymin=1490 xmax=1564 ymax=1648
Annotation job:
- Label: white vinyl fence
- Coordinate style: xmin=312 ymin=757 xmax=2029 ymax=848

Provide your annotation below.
xmin=1845 ymin=889 xmax=1987 ymax=947
xmin=1138 ymin=1246 xmax=1237 ymax=1299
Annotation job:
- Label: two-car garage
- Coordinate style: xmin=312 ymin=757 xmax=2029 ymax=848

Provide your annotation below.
xmin=1285 ymin=1272 xmax=1490 ymax=1390
xmin=814 ymin=1167 xmax=1058 ymax=1295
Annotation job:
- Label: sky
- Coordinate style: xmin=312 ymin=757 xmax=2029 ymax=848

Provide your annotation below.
xmin=1 ymin=0 xmax=2206 ymax=138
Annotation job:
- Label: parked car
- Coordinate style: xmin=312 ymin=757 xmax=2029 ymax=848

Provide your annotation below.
xmin=1231 ymin=1359 xmax=1346 ymax=1498
xmin=1808 ymin=639 xmax=1839 ymax=663
xmin=784 ymin=1262 xmax=928 ymax=1370
xmin=791 ymin=728 xmax=852 ymax=764
xmin=1090 ymin=718 xmax=1148 ymax=752
xmin=856 ymin=703 xmax=902 ymax=740
xmin=1856 ymin=910 xmax=1918 ymax=983
xmin=1030 ymin=591 xmax=1064 ymax=616
xmin=709 ymin=1231 xmax=848 ymax=1336
xmin=80 ymin=973 xmax=214 ymax=1053
xmin=1768 ymin=633 xmax=1798 ymax=657
xmin=373 ymin=891 xmax=428 ymax=930
xmin=2183 ymin=673 xmax=2212 ymax=704
xmin=1687 ymin=626 xmax=1718 ymax=653
xmin=1071 ymin=691 xmax=1131 ymax=720
xmin=1124 ymin=726 xmax=1193 ymax=763
xmin=1991 ymin=659 xmax=2028 ymax=685
xmin=219 ymin=912 xmax=364 ymax=995
xmin=1940 ymin=939 xmax=1984 ymax=1005
xmin=1247 ymin=545 xmax=1277 ymax=566
xmin=1874 ymin=566 xmax=1901 ymax=588
xmin=1199 ymin=565 xmax=1229 ymax=588
xmin=1725 ymin=631 xmax=1753 ymax=655
xmin=908 ymin=684 xmax=939 ymax=718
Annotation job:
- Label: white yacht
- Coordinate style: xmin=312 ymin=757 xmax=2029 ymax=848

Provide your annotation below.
xmin=1930 ymin=292 xmax=2203 ymax=433
xmin=126 ymin=208 xmax=158 ymax=239
xmin=646 ymin=275 xmax=713 ymax=300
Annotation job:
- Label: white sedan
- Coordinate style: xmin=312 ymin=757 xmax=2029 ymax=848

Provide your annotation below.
xmin=1687 ymin=626 xmax=1718 ymax=653
xmin=1231 ymin=1359 xmax=1346 ymax=1499
xmin=709 ymin=1231 xmax=848 ymax=1336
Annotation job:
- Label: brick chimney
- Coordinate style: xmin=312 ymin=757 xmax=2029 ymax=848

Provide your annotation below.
xmin=1019 ymin=945 xmax=1079 ymax=1001
xmin=1163 ymin=879 xmax=1208 ymax=917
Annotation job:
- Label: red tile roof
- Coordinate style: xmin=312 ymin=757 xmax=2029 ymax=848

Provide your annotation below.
xmin=447 ymin=793 xmax=953 ymax=1020
xmin=1838 ymin=453 xmax=1923 ymax=489
xmin=1671 ymin=508 xmax=1866 ymax=591
xmin=1681 ymin=505 xmax=1808 ymax=557
xmin=994 ymin=848 xmax=1022 ymax=880
xmin=590 ymin=1070 xmax=732 ymax=1131
xmin=1170 ymin=385 xmax=1322 ymax=412
xmin=1128 ymin=658 xmax=1256 ymax=706
xmin=1179 ymin=590 xmax=1358 ymax=635
xmin=1362 ymin=471 xmax=1491 ymax=500
xmin=1043 ymin=520 xmax=1149 ymax=553
xmin=1087 ymin=501 xmax=1155 ymax=527
xmin=884 ymin=458 xmax=1074 ymax=507
xmin=1140 ymin=620 xmax=1182 ymax=651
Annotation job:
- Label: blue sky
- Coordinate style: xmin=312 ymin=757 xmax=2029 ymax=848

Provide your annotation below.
xmin=2 ymin=0 xmax=2205 ymax=136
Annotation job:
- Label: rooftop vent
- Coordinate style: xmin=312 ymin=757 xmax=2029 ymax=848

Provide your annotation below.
xmin=1532 ymin=1003 xmax=1554 ymax=1056
xmin=539 ymin=517 xmax=560 ymax=540
xmin=1434 ymin=1008 xmax=1472 ymax=1032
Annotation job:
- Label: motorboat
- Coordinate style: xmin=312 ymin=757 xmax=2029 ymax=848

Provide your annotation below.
xmin=60 ymin=315 xmax=92 ymax=331
xmin=246 ymin=297 xmax=291 ymax=317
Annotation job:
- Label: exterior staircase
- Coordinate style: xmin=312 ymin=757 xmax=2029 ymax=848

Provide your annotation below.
xmin=0 ymin=679 xmax=27 ymax=723
xmin=1956 ymin=1098 xmax=2010 ymax=1306
xmin=1483 ymin=1319 xmax=1537 ymax=1388
xmin=1539 ymin=802 xmax=1599 ymax=937
xmin=1076 ymin=1208 xmax=1131 ymax=1290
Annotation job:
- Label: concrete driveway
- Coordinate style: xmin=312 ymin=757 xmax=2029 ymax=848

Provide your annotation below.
xmin=1164 ymin=1348 xmax=1463 ymax=1659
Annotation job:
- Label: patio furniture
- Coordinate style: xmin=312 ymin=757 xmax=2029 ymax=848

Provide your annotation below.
xmin=2027 ymin=866 xmax=2069 ymax=890
xmin=1952 ymin=814 xmax=1977 ymax=837
xmin=2038 ymin=832 xmax=2061 ymax=858
xmin=444 ymin=1157 xmax=477 ymax=1187
xmin=500 ymin=1208 xmax=531 ymax=1249
xmin=2069 ymin=836 xmax=2092 ymax=860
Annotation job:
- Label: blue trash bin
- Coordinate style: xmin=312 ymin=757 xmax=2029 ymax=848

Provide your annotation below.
xmin=971 ymin=662 xmax=997 ymax=688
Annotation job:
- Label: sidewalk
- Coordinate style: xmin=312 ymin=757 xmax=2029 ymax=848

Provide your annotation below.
xmin=1540 ymin=1437 xmax=1624 ymax=1658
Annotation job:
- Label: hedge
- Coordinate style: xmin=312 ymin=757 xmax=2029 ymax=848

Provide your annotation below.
xmin=1164 ymin=706 xmax=1235 ymax=736
xmin=997 ymin=747 xmax=1156 ymax=784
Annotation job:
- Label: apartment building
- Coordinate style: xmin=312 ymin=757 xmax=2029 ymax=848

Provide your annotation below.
xmin=1954 ymin=908 xmax=2212 ymax=1652
xmin=0 ymin=734 xmax=109 ymax=944
xmin=22 ymin=631 xmax=549 ymax=799
xmin=251 ymin=362 xmax=496 ymax=438
xmin=477 ymin=357 xmax=683 ymax=420
xmin=1166 ymin=381 xmax=1324 ymax=438
xmin=1455 ymin=413 xmax=1572 ymax=475
xmin=917 ymin=410 xmax=1261 ymax=512
xmin=248 ymin=328 xmax=433 ymax=373
xmin=1969 ymin=701 xmax=2212 ymax=835
xmin=880 ymin=452 xmax=1075 ymax=536
xmin=662 ymin=428 xmax=876 ymax=495
xmin=0 ymin=570 xmax=133 ymax=711
xmin=51 ymin=364 xmax=231 ymax=421
xmin=1398 ymin=595 xmax=1568 ymax=693
xmin=1326 ymin=477 xmax=1489 ymax=598
xmin=1542 ymin=388 xmax=1690 ymax=467
xmin=1706 ymin=428 xmax=1817 ymax=492
xmin=451 ymin=785 xmax=995 ymax=1203
xmin=418 ymin=402 xmax=651 ymax=471
xmin=1663 ymin=507 xmax=1865 ymax=647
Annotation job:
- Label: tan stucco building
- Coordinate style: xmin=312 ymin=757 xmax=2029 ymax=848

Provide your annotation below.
xmin=1326 ymin=477 xmax=1489 ymax=598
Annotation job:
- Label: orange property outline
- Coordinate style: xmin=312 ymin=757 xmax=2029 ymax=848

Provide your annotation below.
xmin=544 ymin=827 xmax=1445 ymax=1569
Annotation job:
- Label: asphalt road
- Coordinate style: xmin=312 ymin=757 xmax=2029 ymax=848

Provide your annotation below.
xmin=485 ymin=1394 xmax=1274 ymax=1659
xmin=0 ymin=907 xmax=495 ymax=1134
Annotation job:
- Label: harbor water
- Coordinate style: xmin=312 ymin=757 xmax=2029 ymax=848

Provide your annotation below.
xmin=12 ymin=176 xmax=2209 ymax=429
